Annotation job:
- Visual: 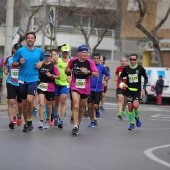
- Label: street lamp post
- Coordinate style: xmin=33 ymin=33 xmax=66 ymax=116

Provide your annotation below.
xmin=1 ymin=0 xmax=14 ymax=104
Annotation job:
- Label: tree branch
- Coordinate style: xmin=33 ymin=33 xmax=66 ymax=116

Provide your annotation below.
xmin=151 ymin=6 xmax=170 ymax=37
xmin=136 ymin=0 xmax=155 ymax=42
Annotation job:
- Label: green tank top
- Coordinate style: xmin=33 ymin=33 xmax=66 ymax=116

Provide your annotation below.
xmin=55 ymin=58 xmax=70 ymax=86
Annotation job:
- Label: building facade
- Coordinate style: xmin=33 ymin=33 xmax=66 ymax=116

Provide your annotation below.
xmin=120 ymin=0 xmax=170 ymax=67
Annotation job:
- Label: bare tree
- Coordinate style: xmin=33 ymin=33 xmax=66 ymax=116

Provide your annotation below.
xmin=136 ymin=0 xmax=170 ymax=67
xmin=1 ymin=0 xmax=117 ymax=52
xmin=38 ymin=0 xmax=116 ymax=51
xmin=16 ymin=0 xmax=47 ymax=43
xmin=0 ymin=0 xmax=46 ymax=43
xmin=70 ymin=0 xmax=116 ymax=53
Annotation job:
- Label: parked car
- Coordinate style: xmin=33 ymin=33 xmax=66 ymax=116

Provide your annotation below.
xmin=141 ymin=67 xmax=170 ymax=104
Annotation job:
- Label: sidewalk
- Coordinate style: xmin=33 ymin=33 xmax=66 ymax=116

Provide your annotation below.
xmin=0 ymin=104 xmax=7 ymax=111
xmin=0 ymin=89 xmax=117 ymax=111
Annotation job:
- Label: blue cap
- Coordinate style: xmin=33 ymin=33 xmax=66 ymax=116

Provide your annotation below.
xmin=77 ymin=45 xmax=88 ymax=52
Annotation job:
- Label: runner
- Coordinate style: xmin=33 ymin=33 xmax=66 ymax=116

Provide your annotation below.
xmin=115 ymin=57 xmax=128 ymax=119
xmin=37 ymin=50 xmax=60 ymax=129
xmin=3 ymin=45 xmax=20 ymax=122
xmin=66 ymin=44 xmax=98 ymax=135
xmin=4 ymin=43 xmax=23 ymax=129
xmin=119 ymin=54 xmax=148 ymax=130
xmin=100 ymin=56 xmax=110 ymax=111
xmin=88 ymin=53 xmax=110 ymax=127
xmin=51 ymin=49 xmax=58 ymax=64
xmin=53 ymin=44 xmax=71 ymax=128
xmin=12 ymin=32 xmax=45 ymax=132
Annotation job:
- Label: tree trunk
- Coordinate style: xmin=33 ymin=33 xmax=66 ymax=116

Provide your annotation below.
xmin=153 ymin=43 xmax=164 ymax=67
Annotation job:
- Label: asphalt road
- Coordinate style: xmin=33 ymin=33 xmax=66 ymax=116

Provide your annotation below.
xmin=0 ymin=100 xmax=170 ymax=170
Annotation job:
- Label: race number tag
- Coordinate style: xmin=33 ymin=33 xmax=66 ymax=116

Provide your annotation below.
xmin=128 ymin=74 xmax=138 ymax=83
xmin=11 ymin=69 xmax=19 ymax=79
xmin=38 ymin=83 xmax=48 ymax=91
xmin=76 ymin=79 xmax=86 ymax=89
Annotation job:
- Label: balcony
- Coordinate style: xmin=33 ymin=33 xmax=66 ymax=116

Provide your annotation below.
xmin=38 ymin=25 xmax=114 ymax=37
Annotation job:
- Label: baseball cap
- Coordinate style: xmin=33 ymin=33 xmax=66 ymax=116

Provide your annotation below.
xmin=44 ymin=50 xmax=51 ymax=56
xmin=61 ymin=45 xmax=70 ymax=52
xmin=14 ymin=43 xmax=22 ymax=51
xmin=77 ymin=45 xmax=88 ymax=52
xmin=62 ymin=44 xmax=71 ymax=50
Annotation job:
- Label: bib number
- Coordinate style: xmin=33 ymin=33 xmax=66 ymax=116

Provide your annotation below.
xmin=76 ymin=79 xmax=86 ymax=89
xmin=38 ymin=83 xmax=48 ymax=91
xmin=128 ymin=74 xmax=138 ymax=83
xmin=11 ymin=69 xmax=19 ymax=82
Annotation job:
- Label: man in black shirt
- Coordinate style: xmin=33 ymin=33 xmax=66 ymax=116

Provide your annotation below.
xmin=119 ymin=54 xmax=148 ymax=130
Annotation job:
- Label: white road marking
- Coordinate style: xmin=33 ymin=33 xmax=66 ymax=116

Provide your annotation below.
xmin=151 ymin=114 xmax=170 ymax=119
xmin=149 ymin=119 xmax=170 ymax=121
xmin=144 ymin=144 xmax=170 ymax=168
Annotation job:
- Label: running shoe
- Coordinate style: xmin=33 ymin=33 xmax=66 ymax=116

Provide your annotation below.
xmin=49 ymin=119 xmax=54 ymax=126
xmin=121 ymin=109 xmax=126 ymax=117
xmin=27 ymin=121 xmax=33 ymax=131
xmin=54 ymin=113 xmax=59 ymax=126
xmin=128 ymin=124 xmax=135 ymax=130
xmin=44 ymin=121 xmax=49 ymax=129
xmin=88 ymin=121 xmax=95 ymax=127
xmin=135 ymin=117 xmax=142 ymax=127
xmin=17 ymin=117 xmax=22 ymax=126
xmin=70 ymin=116 xmax=73 ymax=124
xmin=96 ymin=110 xmax=101 ymax=118
xmin=9 ymin=122 xmax=15 ymax=129
xmin=58 ymin=119 xmax=63 ymax=129
xmin=22 ymin=124 xmax=28 ymax=132
xmin=100 ymin=106 xmax=105 ymax=111
xmin=13 ymin=117 xmax=17 ymax=124
xmin=50 ymin=114 xmax=55 ymax=126
xmin=72 ymin=126 xmax=79 ymax=135
xmin=117 ymin=113 xmax=123 ymax=120
xmin=38 ymin=121 xmax=44 ymax=129
xmin=84 ymin=110 xmax=89 ymax=117
xmin=93 ymin=119 xmax=98 ymax=126
xmin=32 ymin=107 xmax=38 ymax=116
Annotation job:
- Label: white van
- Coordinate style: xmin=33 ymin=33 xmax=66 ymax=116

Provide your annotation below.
xmin=141 ymin=67 xmax=170 ymax=103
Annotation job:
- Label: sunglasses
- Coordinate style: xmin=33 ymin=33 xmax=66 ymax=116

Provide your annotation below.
xmin=130 ymin=58 xmax=137 ymax=61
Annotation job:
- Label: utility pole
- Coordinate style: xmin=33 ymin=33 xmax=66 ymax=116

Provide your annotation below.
xmin=1 ymin=0 xmax=14 ymax=104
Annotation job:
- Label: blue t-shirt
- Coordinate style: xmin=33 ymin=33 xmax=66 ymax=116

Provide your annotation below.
xmin=6 ymin=56 xmax=19 ymax=86
xmin=13 ymin=46 xmax=45 ymax=82
xmin=90 ymin=63 xmax=110 ymax=92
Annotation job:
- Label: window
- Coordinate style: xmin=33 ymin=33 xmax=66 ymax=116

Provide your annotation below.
xmin=31 ymin=16 xmax=39 ymax=31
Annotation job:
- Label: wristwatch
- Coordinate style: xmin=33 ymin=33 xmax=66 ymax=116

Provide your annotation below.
xmin=87 ymin=70 xmax=92 ymax=75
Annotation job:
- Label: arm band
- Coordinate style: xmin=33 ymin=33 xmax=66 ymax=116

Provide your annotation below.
xmin=66 ymin=72 xmax=71 ymax=76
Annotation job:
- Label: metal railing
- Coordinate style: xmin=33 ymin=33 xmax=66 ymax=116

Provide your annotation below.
xmin=57 ymin=25 xmax=114 ymax=37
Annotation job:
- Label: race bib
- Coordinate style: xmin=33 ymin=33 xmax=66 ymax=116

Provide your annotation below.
xmin=76 ymin=79 xmax=86 ymax=89
xmin=38 ymin=83 xmax=48 ymax=91
xmin=11 ymin=69 xmax=19 ymax=79
xmin=128 ymin=74 xmax=138 ymax=83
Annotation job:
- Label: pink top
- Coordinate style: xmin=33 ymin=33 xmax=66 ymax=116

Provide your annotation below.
xmin=67 ymin=57 xmax=98 ymax=95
